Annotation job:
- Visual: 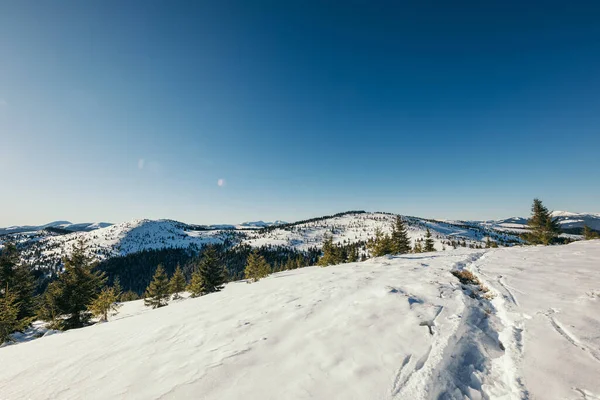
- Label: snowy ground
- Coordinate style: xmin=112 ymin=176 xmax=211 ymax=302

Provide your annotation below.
xmin=1 ymin=241 xmax=599 ymax=399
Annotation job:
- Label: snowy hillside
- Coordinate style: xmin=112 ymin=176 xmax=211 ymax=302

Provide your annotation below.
xmin=478 ymin=211 xmax=600 ymax=233
xmin=1 ymin=241 xmax=599 ymax=399
xmin=0 ymin=221 xmax=112 ymax=236
xmin=7 ymin=212 xmax=520 ymax=269
xmin=18 ymin=219 xmax=231 ymax=268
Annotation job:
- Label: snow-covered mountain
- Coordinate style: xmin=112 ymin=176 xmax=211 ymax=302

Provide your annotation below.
xmin=476 ymin=211 xmax=600 ymax=232
xmin=239 ymin=220 xmax=288 ymax=228
xmin=2 ymin=241 xmax=599 ymax=399
xmin=0 ymin=221 xmax=112 ymax=236
xmin=5 ymin=212 xmax=520 ymax=270
xmin=3 ymin=209 xmax=597 ymax=270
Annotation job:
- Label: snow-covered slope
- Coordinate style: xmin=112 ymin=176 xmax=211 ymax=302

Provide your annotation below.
xmin=550 ymin=210 xmax=600 ymax=230
xmin=2 ymin=241 xmax=599 ymax=399
xmin=19 ymin=219 xmax=230 ymax=267
xmin=478 ymin=211 xmax=600 ymax=233
xmin=10 ymin=212 xmax=519 ymax=269
xmin=0 ymin=221 xmax=112 ymax=236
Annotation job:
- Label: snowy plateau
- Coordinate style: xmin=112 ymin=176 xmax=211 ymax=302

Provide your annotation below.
xmin=0 ymin=241 xmax=599 ymax=399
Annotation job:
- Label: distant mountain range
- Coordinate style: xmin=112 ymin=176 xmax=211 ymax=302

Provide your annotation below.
xmin=0 ymin=221 xmax=113 ymax=236
xmin=1 ymin=210 xmax=597 ymax=270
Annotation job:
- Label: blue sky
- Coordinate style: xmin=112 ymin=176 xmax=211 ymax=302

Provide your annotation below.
xmin=1 ymin=1 xmax=599 ymax=226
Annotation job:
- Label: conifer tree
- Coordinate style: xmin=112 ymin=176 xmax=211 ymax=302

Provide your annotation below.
xmin=485 ymin=237 xmax=492 ymax=248
xmin=112 ymin=277 xmax=123 ymax=302
xmin=368 ymin=228 xmax=394 ymax=257
xmin=188 ymin=269 xmax=204 ymax=298
xmin=169 ymin=265 xmax=187 ymax=299
xmin=144 ymin=265 xmax=170 ymax=309
xmin=196 ymin=246 xmax=226 ymax=295
xmin=120 ymin=291 xmax=139 ymax=302
xmin=88 ymin=287 xmax=120 ymax=322
xmin=413 ymin=241 xmax=423 ymax=253
xmin=390 ymin=216 xmax=411 ymax=254
xmin=41 ymin=239 xmax=106 ymax=330
xmin=245 ymin=251 xmax=270 ymax=282
xmin=583 ymin=225 xmax=599 ymax=240
xmin=523 ymin=198 xmax=560 ymax=245
xmin=284 ymin=257 xmax=295 ymax=270
xmin=0 ymin=287 xmax=27 ymax=343
xmin=346 ymin=246 xmax=359 ymax=262
xmin=0 ymin=242 xmax=36 ymax=322
xmin=424 ymin=229 xmax=435 ymax=252
xmin=318 ymin=236 xmax=337 ymax=266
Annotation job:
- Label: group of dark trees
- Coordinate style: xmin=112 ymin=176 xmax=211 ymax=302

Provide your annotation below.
xmin=0 ymin=242 xmax=36 ymax=342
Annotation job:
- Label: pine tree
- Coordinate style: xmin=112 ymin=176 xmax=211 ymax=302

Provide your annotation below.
xmin=41 ymin=239 xmax=106 ymax=330
xmin=188 ymin=269 xmax=204 ymax=298
xmin=390 ymin=216 xmax=411 ymax=254
xmin=120 ymin=291 xmax=139 ymax=302
xmin=583 ymin=225 xmax=599 ymax=240
xmin=346 ymin=246 xmax=359 ymax=262
xmin=368 ymin=228 xmax=394 ymax=257
xmin=413 ymin=241 xmax=423 ymax=253
xmin=196 ymin=246 xmax=226 ymax=295
xmin=245 ymin=251 xmax=270 ymax=282
xmin=284 ymin=257 xmax=295 ymax=270
xmin=424 ymin=229 xmax=435 ymax=252
xmin=169 ymin=265 xmax=187 ymax=299
xmin=0 ymin=242 xmax=36 ymax=322
xmin=88 ymin=287 xmax=120 ymax=322
xmin=318 ymin=236 xmax=337 ymax=266
xmin=485 ymin=237 xmax=492 ymax=248
xmin=0 ymin=287 xmax=25 ymax=343
xmin=112 ymin=277 xmax=123 ymax=302
xmin=523 ymin=198 xmax=560 ymax=245
xmin=144 ymin=265 xmax=170 ymax=309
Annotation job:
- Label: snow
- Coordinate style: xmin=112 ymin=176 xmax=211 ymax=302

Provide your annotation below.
xmin=2 ymin=241 xmax=599 ymax=399
xmin=6 ymin=212 xmax=514 ymax=269
xmin=473 ymin=241 xmax=600 ymax=399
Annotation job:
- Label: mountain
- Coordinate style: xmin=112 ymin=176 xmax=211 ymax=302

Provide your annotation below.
xmin=0 ymin=221 xmax=112 ymax=236
xmin=239 ymin=220 xmax=288 ymax=228
xmin=3 ymin=209 xmax=597 ymax=272
xmin=550 ymin=210 xmax=600 ymax=230
xmin=8 ymin=212 xmax=520 ymax=271
xmin=2 ymin=241 xmax=599 ymax=399
xmin=476 ymin=211 xmax=600 ymax=233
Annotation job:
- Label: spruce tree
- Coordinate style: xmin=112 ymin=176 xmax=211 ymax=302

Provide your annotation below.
xmin=169 ymin=265 xmax=187 ymax=299
xmin=346 ymin=246 xmax=359 ymax=262
xmin=318 ymin=236 xmax=337 ymax=266
xmin=120 ymin=291 xmax=139 ymax=302
xmin=391 ymin=216 xmax=411 ymax=254
xmin=188 ymin=269 xmax=204 ymax=298
xmin=0 ymin=287 xmax=27 ymax=343
xmin=368 ymin=228 xmax=394 ymax=257
xmin=583 ymin=225 xmax=599 ymax=240
xmin=0 ymin=242 xmax=36 ymax=322
xmin=88 ymin=287 xmax=120 ymax=322
xmin=245 ymin=251 xmax=270 ymax=282
xmin=112 ymin=277 xmax=123 ymax=302
xmin=524 ymin=198 xmax=560 ymax=245
xmin=144 ymin=265 xmax=170 ymax=309
xmin=413 ymin=241 xmax=423 ymax=253
xmin=41 ymin=239 xmax=105 ymax=330
xmin=196 ymin=246 xmax=226 ymax=295
xmin=424 ymin=229 xmax=435 ymax=252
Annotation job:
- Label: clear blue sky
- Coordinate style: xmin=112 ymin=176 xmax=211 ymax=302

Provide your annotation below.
xmin=1 ymin=1 xmax=599 ymax=226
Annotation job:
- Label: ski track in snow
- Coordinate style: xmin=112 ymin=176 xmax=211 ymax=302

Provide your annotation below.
xmin=548 ymin=316 xmax=600 ymax=364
